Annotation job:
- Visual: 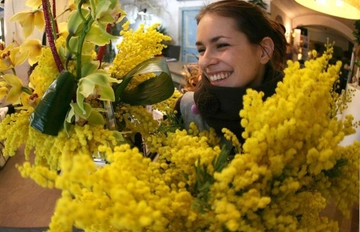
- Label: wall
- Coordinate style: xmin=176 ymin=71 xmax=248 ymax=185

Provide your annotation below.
xmin=119 ymin=0 xmax=211 ymax=45
xmin=308 ymin=29 xmax=350 ymax=52
xmin=0 ymin=10 xmax=3 ymax=42
xmin=119 ymin=0 xmax=272 ymax=45
xmin=269 ymin=2 xmax=292 ymax=43
xmin=270 ymin=2 xmax=353 ymax=48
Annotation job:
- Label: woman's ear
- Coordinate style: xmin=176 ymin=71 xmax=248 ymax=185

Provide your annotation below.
xmin=259 ymin=37 xmax=274 ymax=64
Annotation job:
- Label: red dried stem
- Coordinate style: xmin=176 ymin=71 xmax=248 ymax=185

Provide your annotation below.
xmin=42 ymin=0 xmax=64 ymax=72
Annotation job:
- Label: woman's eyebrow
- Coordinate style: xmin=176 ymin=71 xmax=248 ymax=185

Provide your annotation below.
xmin=196 ymin=36 xmax=229 ymax=46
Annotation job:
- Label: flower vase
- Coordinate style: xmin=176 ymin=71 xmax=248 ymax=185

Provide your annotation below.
xmin=104 ymin=100 xmax=117 ymax=130
xmin=93 ymin=101 xmax=117 ymax=166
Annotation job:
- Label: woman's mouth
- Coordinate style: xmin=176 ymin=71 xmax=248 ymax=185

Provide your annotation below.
xmin=206 ymin=72 xmax=231 ymax=82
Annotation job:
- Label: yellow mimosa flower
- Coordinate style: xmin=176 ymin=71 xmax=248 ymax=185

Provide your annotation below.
xmin=20 ymin=39 xmax=42 ymax=66
xmin=0 ymin=43 xmax=28 ymax=72
xmin=10 ymin=9 xmax=45 ymax=38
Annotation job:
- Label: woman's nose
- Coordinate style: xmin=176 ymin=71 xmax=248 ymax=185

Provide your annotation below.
xmin=199 ymin=50 xmax=217 ymax=70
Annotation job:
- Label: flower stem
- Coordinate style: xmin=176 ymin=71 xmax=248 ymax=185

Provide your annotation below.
xmin=11 ymin=68 xmax=17 ymax=76
xmin=75 ymin=16 xmax=94 ymax=79
xmin=22 ymin=86 xmax=33 ymax=95
xmin=42 ymin=0 xmax=63 ymax=72
xmin=50 ymin=0 xmax=59 ymax=38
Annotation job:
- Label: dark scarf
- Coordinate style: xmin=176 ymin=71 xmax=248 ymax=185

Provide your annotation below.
xmin=193 ymin=71 xmax=284 ymax=143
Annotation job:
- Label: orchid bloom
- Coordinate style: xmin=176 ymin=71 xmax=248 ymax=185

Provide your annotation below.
xmin=85 ymin=0 xmax=126 ymax=45
xmin=67 ymin=0 xmax=77 ymax=12
xmin=0 ymin=43 xmax=28 ymax=72
xmin=1 ymin=74 xmax=24 ymax=104
xmin=0 ymin=80 xmax=7 ymax=100
xmin=10 ymin=9 xmax=45 ymax=38
xmin=0 ymin=75 xmax=34 ymax=108
xmin=25 ymin=0 xmax=42 ymax=8
xmin=57 ymin=22 xmax=69 ymax=39
xmin=20 ymin=91 xmax=39 ymax=108
xmin=76 ymin=61 xmax=121 ymax=114
xmin=20 ymin=39 xmax=43 ymax=66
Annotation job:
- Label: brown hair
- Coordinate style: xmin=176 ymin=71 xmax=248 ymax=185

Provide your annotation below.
xmin=196 ymin=0 xmax=287 ymax=76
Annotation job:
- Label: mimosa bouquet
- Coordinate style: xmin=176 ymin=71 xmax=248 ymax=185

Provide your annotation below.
xmin=0 ymin=0 xmax=176 ymax=166
xmin=0 ymin=0 xmax=359 ymax=232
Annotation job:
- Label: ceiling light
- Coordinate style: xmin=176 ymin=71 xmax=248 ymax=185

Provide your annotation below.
xmin=295 ymin=0 xmax=360 ymax=20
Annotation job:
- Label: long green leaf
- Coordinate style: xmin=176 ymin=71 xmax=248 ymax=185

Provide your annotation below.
xmin=121 ymin=72 xmax=174 ymax=105
xmin=30 ymin=71 xmax=76 ymax=136
xmin=114 ymin=57 xmax=174 ymax=105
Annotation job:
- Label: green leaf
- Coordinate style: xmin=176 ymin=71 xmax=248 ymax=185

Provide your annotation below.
xmin=115 ymin=57 xmax=175 ymax=105
xmin=213 ymin=145 xmax=231 ymax=173
xmin=30 ymin=71 xmax=77 ymax=136
xmin=112 ymin=130 xmax=125 ymax=144
xmin=192 ymin=146 xmax=230 ymax=214
xmin=323 ymin=158 xmax=348 ymax=178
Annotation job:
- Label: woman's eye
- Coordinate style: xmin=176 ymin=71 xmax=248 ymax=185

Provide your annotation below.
xmin=217 ymin=43 xmax=229 ymax=49
xmin=197 ymin=48 xmax=205 ymax=54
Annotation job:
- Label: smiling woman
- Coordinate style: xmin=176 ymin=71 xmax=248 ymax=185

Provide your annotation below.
xmin=178 ymin=0 xmax=286 ymax=142
xmin=0 ymin=1 xmax=358 ymax=232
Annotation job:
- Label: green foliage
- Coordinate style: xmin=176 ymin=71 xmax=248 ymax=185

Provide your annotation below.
xmin=30 ymin=71 xmax=76 ymax=136
xmin=322 ymin=158 xmax=348 ymax=178
xmin=192 ymin=145 xmax=230 ymax=213
xmin=156 ymin=25 xmax=168 ymax=36
xmin=114 ymin=57 xmax=174 ymax=106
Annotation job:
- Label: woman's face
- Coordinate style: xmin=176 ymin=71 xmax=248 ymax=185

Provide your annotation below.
xmin=196 ymin=13 xmax=265 ymax=88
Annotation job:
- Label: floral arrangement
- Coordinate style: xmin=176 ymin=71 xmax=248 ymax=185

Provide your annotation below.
xmin=0 ymin=0 xmax=359 ymax=232
xmin=0 ymin=0 xmax=175 ymax=160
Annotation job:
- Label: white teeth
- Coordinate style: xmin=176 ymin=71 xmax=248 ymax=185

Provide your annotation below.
xmin=207 ymin=72 xmax=231 ymax=82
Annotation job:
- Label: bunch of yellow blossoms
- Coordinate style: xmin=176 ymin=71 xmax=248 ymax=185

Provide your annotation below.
xmin=0 ymin=16 xmax=172 ymax=167
xmin=7 ymin=42 xmax=358 ymax=231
